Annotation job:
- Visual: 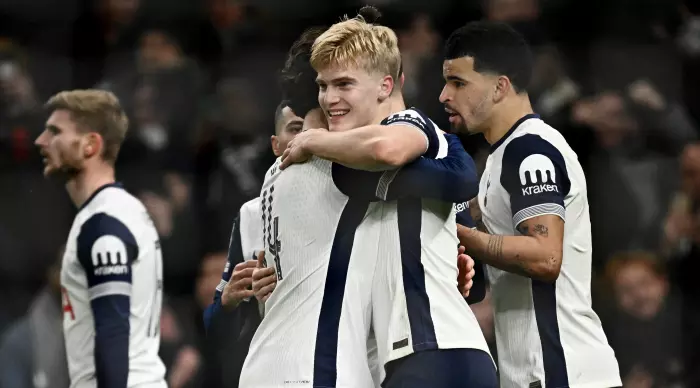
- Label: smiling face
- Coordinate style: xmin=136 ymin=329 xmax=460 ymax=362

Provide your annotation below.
xmin=34 ymin=109 xmax=89 ymax=180
xmin=316 ymin=64 xmax=389 ymax=132
xmin=439 ymin=56 xmax=498 ymax=135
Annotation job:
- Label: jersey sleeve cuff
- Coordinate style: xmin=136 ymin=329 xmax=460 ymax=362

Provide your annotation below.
xmin=384 ymin=123 xmax=430 ymax=154
xmin=88 ymin=281 xmax=131 ymax=301
xmin=513 ymin=203 xmax=565 ymax=228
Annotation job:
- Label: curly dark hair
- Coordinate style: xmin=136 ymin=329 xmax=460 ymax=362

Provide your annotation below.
xmin=279 ymin=26 xmax=326 ymax=117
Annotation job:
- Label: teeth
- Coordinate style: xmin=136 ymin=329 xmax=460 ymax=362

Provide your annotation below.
xmin=329 ymin=111 xmax=348 ymax=117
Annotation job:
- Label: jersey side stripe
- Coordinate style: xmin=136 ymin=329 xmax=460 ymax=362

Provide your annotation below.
xmin=397 ymin=198 xmax=438 ymax=352
xmin=532 ymin=280 xmax=569 ymax=386
xmin=313 ymin=198 xmax=370 ymax=387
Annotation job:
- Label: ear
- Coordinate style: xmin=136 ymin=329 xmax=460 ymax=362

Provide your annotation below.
xmin=271 ymin=135 xmax=281 ymax=157
xmin=493 ymin=75 xmax=512 ymax=103
xmin=378 ymin=74 xmax=394 ymax=101
xmin=84 ymin=133 xmax=102 ymax=159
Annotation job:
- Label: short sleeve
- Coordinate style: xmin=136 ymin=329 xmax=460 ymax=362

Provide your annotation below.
xmin=381 ymin=108 xmax=442 ymax=159
xmin=500 ymin=134 xmax=571 ymax=228
xmin=77 ymin=213 xmax=138 ymax=301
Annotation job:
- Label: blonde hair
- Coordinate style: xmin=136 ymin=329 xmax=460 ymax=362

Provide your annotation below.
xmin=45 ymin=89 xmax=129 ymax=164
xmin=310 ymin=13 xmax=401 ymax=83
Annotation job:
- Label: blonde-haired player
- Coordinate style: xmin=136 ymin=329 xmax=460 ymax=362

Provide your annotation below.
xmin=240 ymin=8 xmax=486 ymax=387
xmin=280 ymin=8 xmax=497 ymax=388
xmin=35 ymin=90 xmax=166 ymax=388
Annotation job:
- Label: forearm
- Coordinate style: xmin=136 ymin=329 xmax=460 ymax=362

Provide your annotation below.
xmin=457 ymin=224 xmax=560 ymax=282
xmin=305 ymin=125 xmax=424 ymax=171
xmin=92 ymin=296 xmax=130 ymax=388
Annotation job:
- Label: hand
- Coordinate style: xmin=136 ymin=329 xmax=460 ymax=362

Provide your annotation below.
xmin=252 ymin=251 xmax=277 ymax=303
xmin=279 ymin=128 xmax=326 ymax=170
xmin=221 ymin=260 xmax=257 ymax=309
xmin=628 ymin=80 xmax=666 ymax=111
xmin=457 ymin=245 xmax=476 ymax=297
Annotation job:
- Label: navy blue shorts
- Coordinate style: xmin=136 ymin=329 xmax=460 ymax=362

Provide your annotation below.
xmin=382 ymin=348 xmax=498 ymax=388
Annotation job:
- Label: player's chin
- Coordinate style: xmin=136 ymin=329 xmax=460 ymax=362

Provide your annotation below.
xmin=327 ymin=114 xmax=353 ymax=132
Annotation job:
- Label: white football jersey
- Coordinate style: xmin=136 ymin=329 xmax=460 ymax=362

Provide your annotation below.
xmin=60 ymin=183 xmax=166 ymax=388
xmin=239 ymin=196 xmax=264 ymax=262
xmin=240 ymin=157 xmax=380 ymax=388
xmin=479 ymin=114 xmax=621 ymax=388
xmin=369 ymin=114 xmax=492 ymax=381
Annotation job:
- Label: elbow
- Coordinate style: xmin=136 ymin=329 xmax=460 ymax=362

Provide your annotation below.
xmin=452 ymin=171 xmax=480 ymax=201
xmin=532 ymin=253 xmax=562 ymax=283
xmin=370 ymin=137 xmax=411 ymax=168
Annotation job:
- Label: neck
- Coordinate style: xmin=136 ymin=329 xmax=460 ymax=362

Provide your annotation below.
xmin=373 ymin=92 xmax=407 ymax=124
xmin=483 ymin=94 xmax=534 ymax=145
xmin=65 ymin=164 xmax=116 ymax=209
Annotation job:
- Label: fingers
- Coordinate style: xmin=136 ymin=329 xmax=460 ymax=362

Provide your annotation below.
xmin=457 ymin=254 xmax=468 ymax=277
xmin=235 ymin=260 xmax=258 ymax=271
xmin=257 ymin=282 xmax=276 ymax=303
xmin=232 ymin=289 xmax=255 ymax=301
xmin=253 ymin=267 xmax=275 ymax=282
xmin=280 ymin=148 xmax=293 ymax=170
xmin=463 ymin=279 xmax=473 ymax=297
xmin=231 ymin=267 xmax=256 ymax=282
xmin=458 ymin=245 xmax=466 ymax=255
xmin=256 ymin=251 xmax=265 ymax=268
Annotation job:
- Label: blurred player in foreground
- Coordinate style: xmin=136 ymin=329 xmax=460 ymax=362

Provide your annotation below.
xmin=265 ymin=8 xmax=496 ymax=388
xmin=35 ymin=90 xmax=166 ymax=388
xmin=440 ymin=21 xmax=622 ymax=388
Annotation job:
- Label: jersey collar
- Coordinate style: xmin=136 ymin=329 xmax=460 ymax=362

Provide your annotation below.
xmin=489 ymin=113 xmax=540 ymax=154
xmin=78 ymin=182 xmax=123 ymax=212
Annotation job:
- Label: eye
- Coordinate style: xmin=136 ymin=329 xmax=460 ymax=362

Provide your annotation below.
xmin=318 ymin=83 xmax=327 ymax=92
xmin=288 ymin=126 xmax=302 ymax=134
xmin=337 ymin=81 xmax=351 ymax=89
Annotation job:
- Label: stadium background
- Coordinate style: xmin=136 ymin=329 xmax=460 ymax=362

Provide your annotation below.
xmin=0 ymin=0 xmax=699 ymax=387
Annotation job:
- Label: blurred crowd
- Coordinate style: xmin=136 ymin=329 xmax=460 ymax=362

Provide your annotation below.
xmin=1 ymin=0 xmax=700 ymax=387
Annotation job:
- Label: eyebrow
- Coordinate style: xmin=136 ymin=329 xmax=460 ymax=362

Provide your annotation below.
xmin=445 ymin=75 xmax=468 ymax=83
xmin=317 ymin=76 xmax=354 ymax=84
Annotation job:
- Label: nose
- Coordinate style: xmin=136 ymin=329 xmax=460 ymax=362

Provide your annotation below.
xmin=439 ymin=84 xmax=450 ymax=104
xmin=34 ymin=130 xmax=48 ymax=148
xmin=322 ymin=87 xmax=341 ymax=107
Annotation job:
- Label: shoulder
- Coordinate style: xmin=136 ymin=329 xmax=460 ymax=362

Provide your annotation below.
xmin=381 ymin=108 xmax=429 ymax=127
xmin=500 ymin=124 xmax=572 ymax=196
xmin=240 ymin=197 xmax=261 ymax=217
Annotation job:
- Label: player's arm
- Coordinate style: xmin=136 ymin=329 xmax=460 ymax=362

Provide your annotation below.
xmin=285 ymin=110 xmax=442 ymax=171
xmin=203 ymin=212 xmax=256 ymax=332
xmin=77 ymin=213 xmax=138 ymax=388
xmin=457 ymin=135 xmax=569 ymax=283
xmin=456 ymin=210 xmax=487 ymax=304
xmin=332 ymin=134 xmax=479 ymax=203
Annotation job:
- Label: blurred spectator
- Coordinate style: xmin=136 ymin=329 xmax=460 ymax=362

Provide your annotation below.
xmin=137 ymin=172 xmax=200 ymax=297
xmin=194 ymin=76 xmax=274 ymax=252
xmin=604 ymin=251 xmax=691 ymax=387
xmin=0 ymin=40 xmax=43 ymax=168
xmin=0 ymin=246 xmax=69 ymax=388
xmin=72 ymin=0 xmax=145 ymax=88
xmin=101 ymin=26 xmax=204 ymax=169
xmin=572 ymin=80 xmax=697 ymax=268
xmin=159 ymin=302 xmax=202 ymax=388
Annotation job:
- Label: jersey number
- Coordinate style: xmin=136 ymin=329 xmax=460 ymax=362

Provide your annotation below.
xmin=262 ymin=185 xmax=283 ymax=280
